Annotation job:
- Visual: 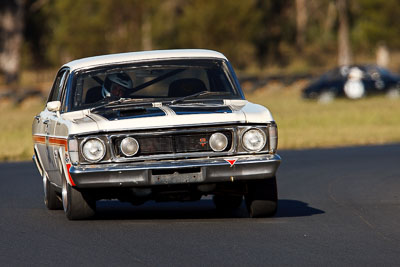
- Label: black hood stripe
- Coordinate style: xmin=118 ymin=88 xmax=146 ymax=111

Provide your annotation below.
xmin=98 ymin=107 xmax=166 ymax=121
xmin=93 ymin=105 xmax=234 ymax=121
xmin=169 ymin=105 xmax=232 ymax=115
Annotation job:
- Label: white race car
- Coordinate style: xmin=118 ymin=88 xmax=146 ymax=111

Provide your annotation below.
xmin=32 ymin=49 xmax=281 ymax=220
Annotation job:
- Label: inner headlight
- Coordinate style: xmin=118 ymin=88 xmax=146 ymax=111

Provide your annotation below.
xmin=242 ymin=128 xmax=266 ymax=152
xmin=82 ymin=138 xmax=106 ymax=162
xmin=209 ymin=132 xmax=228 ymax=152
xmin=120 ymin=137 xmax=139 ymax=156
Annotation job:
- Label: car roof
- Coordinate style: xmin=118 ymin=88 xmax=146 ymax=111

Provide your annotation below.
xmin=63 ymin=49 xmax=228 ymax=71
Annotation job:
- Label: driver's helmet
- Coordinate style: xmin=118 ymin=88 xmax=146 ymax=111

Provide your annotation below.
xmin=101 ymin=72 xmax=133 ymax=98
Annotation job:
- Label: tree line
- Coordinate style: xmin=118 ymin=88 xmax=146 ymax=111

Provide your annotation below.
xmin=1 ymin=0 xmax=400 ymax=85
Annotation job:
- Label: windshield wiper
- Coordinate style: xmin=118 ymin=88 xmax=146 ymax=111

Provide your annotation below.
xmin=170 ymin=91 xmax=230 ymax=105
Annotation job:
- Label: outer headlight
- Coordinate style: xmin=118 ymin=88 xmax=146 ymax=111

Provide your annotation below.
xmin=209 ymin=132 xmax=228 ymax=152
xmin=242 ymin=128 xmax=266 ymax=152
xmin=120 ymin=137 xmax=139 ymax=156
xmin=82 ymin=138 xmax=106 ymax=162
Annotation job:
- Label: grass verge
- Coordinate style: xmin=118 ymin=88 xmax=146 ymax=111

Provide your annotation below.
xmin=0 ymin=98 xmax=44 ymax=161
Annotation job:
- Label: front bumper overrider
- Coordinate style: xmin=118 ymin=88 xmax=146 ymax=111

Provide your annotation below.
xmin=69 ymin=154 xmax=281 ymax=188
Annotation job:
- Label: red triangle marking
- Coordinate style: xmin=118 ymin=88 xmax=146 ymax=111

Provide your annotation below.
xmin=225 ymin=159 xmax=237 ymax=167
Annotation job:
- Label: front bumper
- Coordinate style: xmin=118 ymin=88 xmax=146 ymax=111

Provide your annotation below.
xmin=69 ymin=154 xmax=281 ymax=188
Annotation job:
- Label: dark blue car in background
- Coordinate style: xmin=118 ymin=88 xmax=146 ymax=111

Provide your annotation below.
xmin=302 ymin=65 xmax=400 ymax=101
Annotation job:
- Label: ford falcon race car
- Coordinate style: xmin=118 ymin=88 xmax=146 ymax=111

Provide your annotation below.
xmin=32 ymin=49 xmax=281 ymax=220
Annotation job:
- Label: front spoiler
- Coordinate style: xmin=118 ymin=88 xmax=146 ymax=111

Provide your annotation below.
xmin=69 ymin=154 xmax=281 ymax=188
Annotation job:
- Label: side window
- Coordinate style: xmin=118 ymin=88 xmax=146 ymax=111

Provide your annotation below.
xmin=48 ymin=69 xmax=69 ymax=103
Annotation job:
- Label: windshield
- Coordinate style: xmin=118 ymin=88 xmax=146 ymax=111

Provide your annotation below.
xmin=69 ymin=59 xmax=243 ymax=111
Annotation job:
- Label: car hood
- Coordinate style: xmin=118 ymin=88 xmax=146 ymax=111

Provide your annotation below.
xmin=63 ymin=100 xmax=274 ymax=134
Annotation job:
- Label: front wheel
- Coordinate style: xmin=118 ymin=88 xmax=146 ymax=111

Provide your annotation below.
xmin=245 ymin=177 xmax=278 ymax=218
xmin=62 ymin=175 xmax=96 ymax=220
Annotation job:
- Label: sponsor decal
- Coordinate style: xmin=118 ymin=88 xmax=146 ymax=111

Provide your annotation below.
xmin=225 ymin=158 xmax=237 ymax=167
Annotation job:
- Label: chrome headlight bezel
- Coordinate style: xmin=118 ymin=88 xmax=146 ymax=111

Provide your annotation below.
xmin=81 ymin=137 xmax=106 ymax=163
xmin=241 ymin=128 xmax=267 ymax=152
xmin=209 ymin=132 xmax=228 ymax=152
xmin=120 ymin=137 xmax=139 ymax=157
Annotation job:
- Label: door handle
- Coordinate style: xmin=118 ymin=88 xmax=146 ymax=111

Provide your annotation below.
xmin=43 ymin=120 xmax=49 ymax=125
xmin=35 ymin=115 xmax=41 ymax=123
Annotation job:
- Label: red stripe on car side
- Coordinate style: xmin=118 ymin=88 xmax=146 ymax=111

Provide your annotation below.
xmin=33 ymin=135 xmax=76 ymax=186
xmin=32 ymin=135 xmax=46 ymax=144
xmin=32 ymin=135 xmax=68 ymax=151
xmin=48 ymin=137 xmax=68 ymax=151
xmin=66 ymin=163 xmax=76 ymax=186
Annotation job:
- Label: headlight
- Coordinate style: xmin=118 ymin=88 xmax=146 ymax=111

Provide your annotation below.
xmin=209 ymin=132 xmax=228 ymax=152
xmin=82 ymin=138 xmax=106 ymax=162
xmin=242 ymin=128 xmax=266 ymax=152
xmin=120 ymin=137 xmax=139 ymax=156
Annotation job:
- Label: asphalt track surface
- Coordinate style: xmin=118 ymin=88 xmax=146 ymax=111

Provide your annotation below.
xmin=1 ymin=144 xmax=399 ymax=266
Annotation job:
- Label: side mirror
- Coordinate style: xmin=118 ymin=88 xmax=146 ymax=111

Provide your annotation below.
xmin=47 ymin=101 xmax=61 ymax=112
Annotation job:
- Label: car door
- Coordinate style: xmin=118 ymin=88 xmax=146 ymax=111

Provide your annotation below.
xmin=44 ymin=68 xmax=69 ymax=186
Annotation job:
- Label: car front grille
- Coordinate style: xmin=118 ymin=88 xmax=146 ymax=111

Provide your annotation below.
xmin=112 ymin=130 xmax=233 ymax=159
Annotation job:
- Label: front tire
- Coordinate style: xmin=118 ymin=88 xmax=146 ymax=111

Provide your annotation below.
xmin=43 ymin=174 xmax=62 ymax=210
xmin=62 ymin=175 xmax=96 ymax=220
xmin=245 ymin=177 xmax=278 ymax=218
